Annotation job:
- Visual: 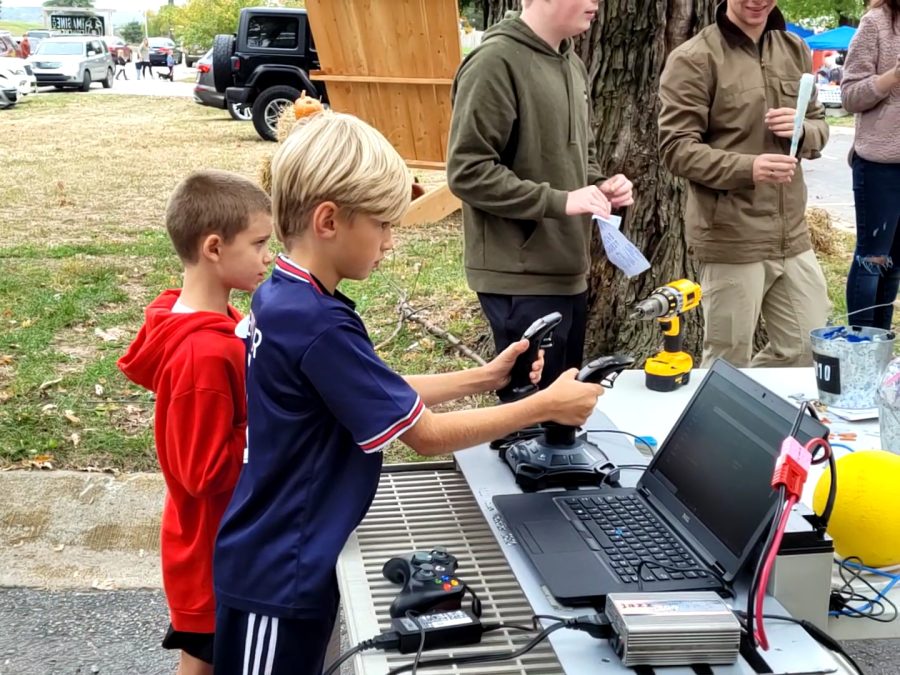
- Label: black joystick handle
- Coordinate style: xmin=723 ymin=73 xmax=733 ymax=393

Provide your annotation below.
xmin=497 ymin=312 xmax=563 ymax=402
xmin=577 ymin=354 xmax=635 ymax=387
xmin=543 ymin=354 xmax=636 ymax=447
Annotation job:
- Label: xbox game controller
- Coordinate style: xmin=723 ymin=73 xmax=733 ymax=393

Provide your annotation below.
xmin=382 ymin=547 xmax=466 ymax=618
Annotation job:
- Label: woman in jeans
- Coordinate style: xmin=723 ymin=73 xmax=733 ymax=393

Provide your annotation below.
xmin=842 ymin=0 xmax=900 ymax=330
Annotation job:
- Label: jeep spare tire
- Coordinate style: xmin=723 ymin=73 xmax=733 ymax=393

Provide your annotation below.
xmin=252 ymin=85 xmax=301 ymax=142
xmin=212 ymin=34 xmax=235 ymax=93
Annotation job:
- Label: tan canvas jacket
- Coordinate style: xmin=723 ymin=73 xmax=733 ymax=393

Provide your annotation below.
xmin=659 ymin=6 xmax=829 ymax=264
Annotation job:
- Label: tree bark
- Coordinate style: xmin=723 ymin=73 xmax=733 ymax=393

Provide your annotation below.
xmin=485 ymin=0 xmax=716 ymax=364
xmin=483 ymin=0 xmax=519 ymax=28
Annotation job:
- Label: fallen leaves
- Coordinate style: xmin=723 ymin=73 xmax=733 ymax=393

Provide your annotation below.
xmin=63 ymin=410 xmax=82 ymax=426
xmin=39 ymin=378 xmax=63 ymax=392
xmin=94 ymin=327 xmax=126 ymax=343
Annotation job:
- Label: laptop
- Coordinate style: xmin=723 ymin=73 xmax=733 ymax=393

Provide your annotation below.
xmin=493 ymin=359 xmax=828 ymax=606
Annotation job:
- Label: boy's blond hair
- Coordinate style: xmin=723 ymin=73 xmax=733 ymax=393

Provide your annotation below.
xmin=270 ymin=111 xmax=412 ymax=245
xmin=166 ymin=169 xmax=271 ymax=263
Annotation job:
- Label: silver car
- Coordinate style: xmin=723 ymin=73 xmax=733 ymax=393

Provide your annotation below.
xmin=27 ymin=36 xmax=115 ymax=91
xmin=0 ymin=73 xmax=18 ymax=109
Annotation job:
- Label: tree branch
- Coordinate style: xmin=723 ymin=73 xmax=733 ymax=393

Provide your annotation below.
xmin=399 ymin=300 xmax=487 ymax=366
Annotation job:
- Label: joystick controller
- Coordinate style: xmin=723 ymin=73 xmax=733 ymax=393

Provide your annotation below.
xmin=382 ymin=547 xmax=466 ymax=618
xmin=501 ymin=354 xmax=635 ymax=492
xmin=497 ymin=312 xmax=562 ymax=402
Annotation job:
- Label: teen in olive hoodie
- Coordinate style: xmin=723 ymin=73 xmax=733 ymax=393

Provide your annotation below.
xmin=447 ymin=1 xmax=633 ymax=393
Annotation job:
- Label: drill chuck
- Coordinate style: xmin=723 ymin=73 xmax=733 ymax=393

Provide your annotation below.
xmin=629 ymin=296 xmax=669 ymax=320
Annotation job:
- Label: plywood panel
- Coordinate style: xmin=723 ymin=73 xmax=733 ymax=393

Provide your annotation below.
xmin=306 ymin=0 xmax=462 ymax=166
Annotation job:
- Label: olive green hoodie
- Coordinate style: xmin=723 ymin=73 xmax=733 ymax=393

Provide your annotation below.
xmin=447 ymin=16 xmax=604 ymax=296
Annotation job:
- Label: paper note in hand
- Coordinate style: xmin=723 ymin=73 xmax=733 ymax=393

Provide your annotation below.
xmin=789 ymin=73 xmax=815 ymax=157
xmin=594 ymin=216 xmax=650 ymax=278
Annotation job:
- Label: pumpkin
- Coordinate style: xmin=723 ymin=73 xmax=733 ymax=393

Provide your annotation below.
xmin=294 ymin=91 xmax=324 ymax=120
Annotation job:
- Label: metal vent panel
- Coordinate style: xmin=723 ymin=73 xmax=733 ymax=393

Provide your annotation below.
xmin=338 ymin=469 xmax=564 ymax=675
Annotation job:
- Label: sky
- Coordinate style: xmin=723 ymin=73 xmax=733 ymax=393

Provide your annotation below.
xmin=12 ymin=0 xmax=184 ymax=10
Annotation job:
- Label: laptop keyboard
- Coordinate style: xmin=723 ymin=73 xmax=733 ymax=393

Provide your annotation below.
xmin=560 ymin=494 xmax=709 ymax=585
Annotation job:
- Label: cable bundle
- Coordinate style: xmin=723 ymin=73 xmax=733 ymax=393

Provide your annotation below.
xmin=746 ymin=402 xmax=834 ymax=650
xmin=831 ymin=556 xmax=900 ymax=622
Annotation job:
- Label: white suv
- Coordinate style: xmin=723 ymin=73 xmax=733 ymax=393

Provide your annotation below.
xmin=27 ymin=35 xmax=115 ymax=91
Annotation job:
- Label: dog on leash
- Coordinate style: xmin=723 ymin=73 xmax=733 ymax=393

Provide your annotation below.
xmin=156 ymin=69 xmax=174 ymax=81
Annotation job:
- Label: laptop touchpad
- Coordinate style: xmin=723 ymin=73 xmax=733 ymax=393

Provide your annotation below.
xmin=522 ymin=520 xmax=585 ymax=554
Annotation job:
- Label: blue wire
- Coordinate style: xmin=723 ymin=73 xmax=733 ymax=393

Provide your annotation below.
xmin=829 ymin=559 xmax=900 ymax=617
xmin=829 ymin=443 xmax=856 ymax=453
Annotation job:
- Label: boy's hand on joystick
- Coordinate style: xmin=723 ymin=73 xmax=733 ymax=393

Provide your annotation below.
xmin=536 ymin=368 xmax=603 ymax=427
xmin=483 ymin=339 xmax=545 ymax=391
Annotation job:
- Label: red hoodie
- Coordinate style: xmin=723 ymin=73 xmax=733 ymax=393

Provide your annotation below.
xmin=118 ymin=290 xmax=246 ymax=633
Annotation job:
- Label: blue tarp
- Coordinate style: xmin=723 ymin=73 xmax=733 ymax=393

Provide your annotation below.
xmin=804 ymin=25 xmax=857 ymax=51
xmin=787 ymin=22 xmax=814 ymax=38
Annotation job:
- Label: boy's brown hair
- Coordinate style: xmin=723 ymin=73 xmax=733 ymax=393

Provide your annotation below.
xmin=165 ymin=169 xmax=271 ymax=263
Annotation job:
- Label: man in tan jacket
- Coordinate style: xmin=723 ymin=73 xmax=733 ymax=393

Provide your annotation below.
xmin=659 ymin=0 xmax=830 ymax=368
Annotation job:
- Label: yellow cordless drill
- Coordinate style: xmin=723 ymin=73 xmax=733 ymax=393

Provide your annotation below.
xmin=630 ymin=280 xmax=702 ymax=392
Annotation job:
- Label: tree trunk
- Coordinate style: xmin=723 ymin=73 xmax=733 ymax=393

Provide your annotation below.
xmin=483 ymin=0 xmax=519 ymax=29
xmin=485 ymin=0 xmax=715 ymax=364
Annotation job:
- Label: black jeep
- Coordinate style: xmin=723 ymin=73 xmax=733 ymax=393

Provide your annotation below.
xmin=213 ymin=7 xmax=327 ymax=142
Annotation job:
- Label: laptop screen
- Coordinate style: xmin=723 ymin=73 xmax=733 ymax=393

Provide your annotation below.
xmin=647 ymin=363 xmax=825 ymax=559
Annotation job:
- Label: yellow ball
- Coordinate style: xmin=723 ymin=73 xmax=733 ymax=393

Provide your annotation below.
xmin=814 ymin=450 xmax=900 ymax=567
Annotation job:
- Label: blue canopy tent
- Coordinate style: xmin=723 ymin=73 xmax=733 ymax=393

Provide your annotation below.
xmin=804 ymin=25 xmax=857 ymax=51
xmin=787 ymin=22 xmax=814 ymax=38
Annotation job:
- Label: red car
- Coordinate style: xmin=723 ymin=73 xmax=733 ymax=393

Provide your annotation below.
xmin=103 ymin=36 xmax=131 ymax=60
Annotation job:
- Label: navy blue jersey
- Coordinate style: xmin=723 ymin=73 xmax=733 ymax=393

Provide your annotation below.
xmin=214 ymin=255 xmax=423 ymax=618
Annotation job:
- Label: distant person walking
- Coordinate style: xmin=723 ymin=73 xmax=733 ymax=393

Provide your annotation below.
xmin=115 ymin=49 xmax=128 ymax=80
xmin=19 ymin=35 xmax=31 ymax=59
xmin=139 ymin=38 xmax=151 ymax=79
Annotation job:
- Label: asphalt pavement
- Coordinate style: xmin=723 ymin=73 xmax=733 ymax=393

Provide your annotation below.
xmin=805 ymin=126 xmax=856 ymax=230
xmin=34 ymin=62 xmax=196 ymax=99
xmin=0 ymin=471 xmax=897 ymax=675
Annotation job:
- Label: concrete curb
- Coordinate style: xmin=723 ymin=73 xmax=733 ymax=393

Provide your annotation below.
xmin=0 ymin=471 xmax=163 ymax=589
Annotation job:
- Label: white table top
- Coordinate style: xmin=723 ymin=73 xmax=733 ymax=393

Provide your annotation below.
xmin=455 ymin=366 xmax=879 ymax=673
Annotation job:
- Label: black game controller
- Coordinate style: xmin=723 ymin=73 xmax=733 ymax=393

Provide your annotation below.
xmin=502 ymin=354 xmax=636 ymax=492
xmin=497 ymin=312 xmax=563 ymax=402
xmin=382 ymin=547 xmax=466 ymax=618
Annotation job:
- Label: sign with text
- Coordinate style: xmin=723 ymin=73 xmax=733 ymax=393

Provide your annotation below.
xmin=813 ymin=352 xmax=841 ymax=395
xmin=49 ymin=14 xmax=105 ymax=36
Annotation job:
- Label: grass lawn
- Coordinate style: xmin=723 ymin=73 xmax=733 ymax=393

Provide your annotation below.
xmin=0 ymin=94 xmax=484 ymax=470
xmin=0 ymin=93 xmax=856 ymax=472
xmin=0 ymin=20 xmax=40 ymax=35
xmin=826 ymin=115 xmax=855 ymax=128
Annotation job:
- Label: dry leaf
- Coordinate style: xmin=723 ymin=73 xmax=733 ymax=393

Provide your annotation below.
xmin=39 ymin=378 xmax=63 ymax=391
xmin=33 ymin=454 xmax=54 ymax=463
xmin=41 ymin=404 xmax=57 ymax=415
xmin=0 ymin=355 xmax=13 ymax=365
xmin=91 ymin=578 xmax=117 ymax=591
xmin=53 ymin=544 xmax=65 ymax=553
xmin=64 ymin=410 xmax=82 ymax=425
xmin=0 ymin=391 xmax=10 ymax=404
xmin=70 ymin=432 xmax=81 ymax=447
xmin=94 ymin=384 xmax=104 ymax=396
xmin=12 ymin=540 xmax=23 ymax=548
xmin=94 ymin=327 xmax=126 ymax=342
xmin=20 ymin=319 xmax=33 ymax=328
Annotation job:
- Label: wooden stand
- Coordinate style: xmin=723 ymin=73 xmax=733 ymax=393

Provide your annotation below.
xmin=306 ymin=0 xmax=463 ymax=225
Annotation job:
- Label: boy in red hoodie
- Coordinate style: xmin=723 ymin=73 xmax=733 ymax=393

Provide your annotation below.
xmin=118 ymin=169 xmax=273 ymax=675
